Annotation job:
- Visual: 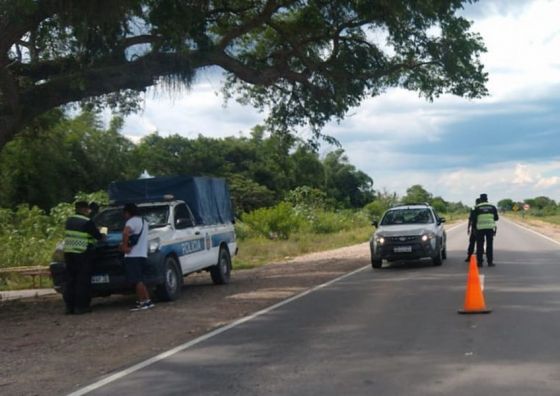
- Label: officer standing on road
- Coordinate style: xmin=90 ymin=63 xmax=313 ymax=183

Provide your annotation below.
xmin=474 ymin=193 xmax=499 ymax=267
xmin=63 ymin=201 xmax=104 ymax=314
xmin=465 ymin=198 xmax=481 ymax=262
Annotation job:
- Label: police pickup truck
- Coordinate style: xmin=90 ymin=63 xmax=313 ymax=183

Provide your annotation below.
xmin=50 ymin=175 xmax=237 ymax=301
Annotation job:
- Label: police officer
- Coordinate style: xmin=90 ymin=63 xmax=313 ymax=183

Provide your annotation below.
xmin=465 ymin=198 xmax=481 ymax=262
xmin=474 ymin=193 xmax=499 ymax=267
xmin=63 ymin=201 xmax=104 ymax=314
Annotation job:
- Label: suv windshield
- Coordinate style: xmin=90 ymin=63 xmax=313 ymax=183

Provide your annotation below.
xmin=381 ymin=208 xmax=434 ymax=225
xmin=94 ymin=205 xmax=170 ymax=232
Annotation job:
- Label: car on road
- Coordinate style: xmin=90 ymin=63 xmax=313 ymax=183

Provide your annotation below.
xmin=369 ymin=203 xmax=447 ymax=268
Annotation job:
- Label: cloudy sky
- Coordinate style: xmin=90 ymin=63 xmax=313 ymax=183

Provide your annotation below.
xmin=122 ymin=0 xmax=560 ymax=205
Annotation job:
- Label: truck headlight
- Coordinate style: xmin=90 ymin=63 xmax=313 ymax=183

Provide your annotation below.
xmin=149 ymin=238 xmax=161 ymax=254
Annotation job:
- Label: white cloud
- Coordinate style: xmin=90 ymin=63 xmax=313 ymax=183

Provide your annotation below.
xmin=536 ymin=176 xmax=560 ymax=189
xmin=117 ymin=1 xmax=560 ymax=204
xmin=513 ymin=164 xmax=535 ymax=185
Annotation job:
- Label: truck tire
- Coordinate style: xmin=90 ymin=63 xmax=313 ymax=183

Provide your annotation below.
xmin=211 ymin=247 xmax=231 ymax=285
xmin=371 ymin=256 xmax=382 ymax=269
xmin=155 ymin=256 xmax=182 ymax=301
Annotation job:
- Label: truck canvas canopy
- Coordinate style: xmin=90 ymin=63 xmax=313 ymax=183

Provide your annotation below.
xmin=108 ymin=175 xmax=234 ymax=225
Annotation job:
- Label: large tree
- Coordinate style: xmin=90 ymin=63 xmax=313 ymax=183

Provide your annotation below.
xmin=0 ymin=0 xmax=487 ymax=149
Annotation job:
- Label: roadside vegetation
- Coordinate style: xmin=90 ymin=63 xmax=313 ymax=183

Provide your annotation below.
xmin=499 ymin=197 xmax=560 ymax=225
xmin=0 ymin=113 xmax=469 ymax=289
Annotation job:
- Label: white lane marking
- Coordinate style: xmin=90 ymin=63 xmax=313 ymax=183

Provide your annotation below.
xmin=446 ymin=222 xmax=466 ymax=233
xmin=68 ymin=265 xmax=369 ymax=396
xmin=502 ymin=217 xmax=560 ymax=248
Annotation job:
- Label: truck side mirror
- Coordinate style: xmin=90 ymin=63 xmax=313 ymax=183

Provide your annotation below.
xmin=438 ymin=217 xmax=446 ymax=225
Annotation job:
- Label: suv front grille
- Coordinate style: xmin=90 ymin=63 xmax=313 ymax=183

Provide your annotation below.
xmin=387 ymin=236 xmax=419 ymax=243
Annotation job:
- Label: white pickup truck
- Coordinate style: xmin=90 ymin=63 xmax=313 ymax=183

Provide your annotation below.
xmin=50 ymin=175 xmax=237 ymax=301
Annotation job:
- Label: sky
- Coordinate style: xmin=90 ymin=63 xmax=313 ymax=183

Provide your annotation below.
xmin=121 ymin=0 xmax=560 ymax=205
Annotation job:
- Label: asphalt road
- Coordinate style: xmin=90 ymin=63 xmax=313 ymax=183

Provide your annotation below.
xmin=81 ymin=218 xmax=560 ymax=396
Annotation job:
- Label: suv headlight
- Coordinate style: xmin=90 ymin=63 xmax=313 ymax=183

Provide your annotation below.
xmin=149 ymin=238 xmax=161 ymax=254
xmin=421 ymin=233 xmax=435 ymax=242
xmin=376 ymin=236 xmax=385 ymax=245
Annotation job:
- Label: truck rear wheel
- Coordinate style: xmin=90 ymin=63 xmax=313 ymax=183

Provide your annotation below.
xmin=155 ymin=256 xmax=182 ymax=301
xmin=211 ymin=247 xmax=231 ymax=285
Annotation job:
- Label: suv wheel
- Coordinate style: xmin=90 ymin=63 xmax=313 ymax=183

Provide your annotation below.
xmin=441 ymin=243 xmax=447 ymax=260
xmin=155 ymin=256 xmax=182 ymax=301
xmin=371 ymin=256 xmax=382 ymax=269
xmin=211 ymin=247 xmax=231 ymax=285
xmin=432 ymin=247 xmax=443 ymax=266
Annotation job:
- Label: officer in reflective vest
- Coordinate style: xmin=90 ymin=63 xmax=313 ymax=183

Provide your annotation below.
xmin=474 ymin=193 xmax=499 ymax=267
xmin=63 ymin=201 xmax=103 ymax=314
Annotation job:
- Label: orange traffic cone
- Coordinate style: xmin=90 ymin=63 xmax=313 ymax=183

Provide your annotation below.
xmin=458 ymin=255 xmax=491 ymax=314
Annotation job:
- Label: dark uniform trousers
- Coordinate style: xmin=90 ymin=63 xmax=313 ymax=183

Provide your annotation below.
xmin=467 ymin=230 xmax=476 ymax=257
xmin=63 ymin=251 xmax=94 ymax=311
xmin=476 ymin=229 xmax=494 ymax=266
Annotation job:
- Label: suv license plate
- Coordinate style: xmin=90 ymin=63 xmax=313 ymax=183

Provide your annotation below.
xmin=394 ymin=246 xmax=412 ymax=253
xmin=91 ymin=274 xmax=110 ymax=284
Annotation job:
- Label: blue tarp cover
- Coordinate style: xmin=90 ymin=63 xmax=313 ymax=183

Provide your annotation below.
xmin=108 ymin=175 xmax=234 ymax=225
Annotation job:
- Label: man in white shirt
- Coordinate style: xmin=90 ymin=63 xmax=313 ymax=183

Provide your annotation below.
xmin=121 ymin=203 xmax=154 ymax=310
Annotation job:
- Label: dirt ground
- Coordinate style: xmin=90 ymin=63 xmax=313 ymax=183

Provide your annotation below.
xmin=0 ymin=243 xmax=371 ymax=396
xmin=507 ymin=215 xmax=560 ymax=241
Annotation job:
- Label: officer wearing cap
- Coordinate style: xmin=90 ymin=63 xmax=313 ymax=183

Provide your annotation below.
xmin=473 ymin=193 xmax=499 ymax=267
xmin=63 ymin=201 xmax=104 ymax=314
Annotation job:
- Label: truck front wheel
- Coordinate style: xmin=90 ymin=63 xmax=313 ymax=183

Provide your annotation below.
xmin=211 ymin=247 xmax=231 ymax=285
xmin=155 ymin=256 xmax=182 ymax=301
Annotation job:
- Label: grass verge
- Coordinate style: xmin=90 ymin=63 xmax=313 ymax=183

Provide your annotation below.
xmin=234 ymin=226 xmax=373 ymax=270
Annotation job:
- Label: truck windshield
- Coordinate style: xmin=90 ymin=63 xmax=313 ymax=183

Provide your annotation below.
xmin=94 ymin=206 xmax=170 ymax=232
xmin=381 ymin=208 xmax=434 ymax=225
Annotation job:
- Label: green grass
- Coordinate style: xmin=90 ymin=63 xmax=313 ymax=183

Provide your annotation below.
xmin=0 ymin=274 xmax=53 ymax=292
xmin=506 ymin=212 xmax=560 ymax=225
xmin=233 ymin=225 xmax=373 ymax=270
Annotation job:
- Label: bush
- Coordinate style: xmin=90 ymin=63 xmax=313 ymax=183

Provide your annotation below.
xmin=241 ymin=202 xmax=302 ymax=239
xmin=0 ymin=190 xmax=109 ymax=269
xmin=364 ymin=200 xmax=389 ymax=219
xmin=0 ymin=205 xmax=59 ymax=268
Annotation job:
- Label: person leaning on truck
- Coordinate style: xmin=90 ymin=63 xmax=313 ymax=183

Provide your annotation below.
xmin=474 ymin=193 xmax=499 ymax=267
xmin=63 ymin=201 xmax=104 ymax=314
xmin=120 ymin=203 xmax=154 ymax=311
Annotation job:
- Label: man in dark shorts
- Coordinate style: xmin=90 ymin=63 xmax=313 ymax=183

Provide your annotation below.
xmin=121 ymin=203 xmax=154 ymax=311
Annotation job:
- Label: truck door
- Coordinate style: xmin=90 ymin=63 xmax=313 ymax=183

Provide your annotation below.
xmin=172 ymin=203 xmax=206 ymax=273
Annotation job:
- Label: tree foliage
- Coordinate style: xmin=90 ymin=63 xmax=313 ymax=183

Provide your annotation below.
xmin=402 ymin=184 xmax=432 ymax=204
xmin=0 ymin=112 xmax=374 ymax=210
xmin=1 ymin=0 xmax=487 ymax=148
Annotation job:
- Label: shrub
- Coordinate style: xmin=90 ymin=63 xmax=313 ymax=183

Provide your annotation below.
xmin=364 ymin=200 xmax=389 ymax=219
xmin=241 ymin=202 xmax=302 ymax=239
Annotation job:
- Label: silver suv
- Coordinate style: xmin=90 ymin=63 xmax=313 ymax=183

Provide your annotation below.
xmin=370 ymin=203 xmax=447 ymax=268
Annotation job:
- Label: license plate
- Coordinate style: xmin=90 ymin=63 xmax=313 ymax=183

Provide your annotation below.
xmin=91 ymin=274 xmax=110 ymax=284
xmin=394 ymin=246 xmax=412 ymax=253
